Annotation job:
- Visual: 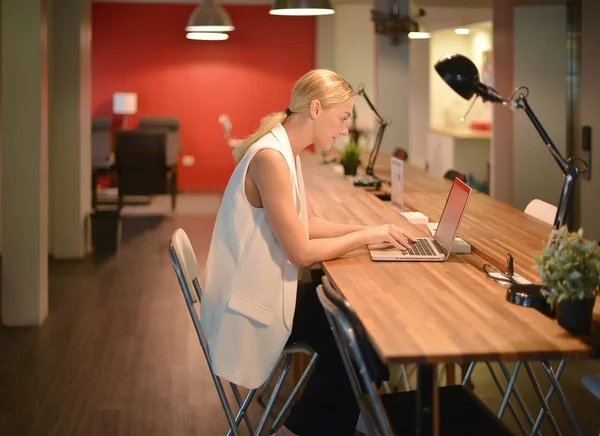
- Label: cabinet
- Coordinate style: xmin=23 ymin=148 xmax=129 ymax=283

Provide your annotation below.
xmin=426 ymin=127 xmax=491 ymax=189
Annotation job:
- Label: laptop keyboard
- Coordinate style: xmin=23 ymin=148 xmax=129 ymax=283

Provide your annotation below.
xmin=403 ymin=238 xmax=438 ymax=256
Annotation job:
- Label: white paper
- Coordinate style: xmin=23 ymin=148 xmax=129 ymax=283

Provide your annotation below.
xmin=391 ymin=157 xmax=404 ymax=211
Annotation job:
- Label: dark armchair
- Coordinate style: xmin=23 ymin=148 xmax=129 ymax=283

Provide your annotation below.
xmin=114 ymin=129 xmax=178 ymax=212
xmin=137 ymin=116 xmax=181 ymax=163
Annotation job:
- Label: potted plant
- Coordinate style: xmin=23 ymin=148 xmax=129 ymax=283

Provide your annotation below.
xmin=340 ymin=141 xmax=361 ymax=176
xmin=535 ymin=225 xmax=600 ymax=335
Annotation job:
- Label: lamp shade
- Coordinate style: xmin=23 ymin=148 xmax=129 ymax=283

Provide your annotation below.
xmin=270 ymin=0 xmax=335 ymax=16
xmin=434 ymin=54 xmax=481 ymax=101
xmin=434 ymin=53 xmax=506 ymax=104
xmin=186 ymin=1 xmax=234 ymax=32
xmin=112 ymin=92 xmax=138 ymax=115
xmin=186 ymin=32 xmax=229 ymax=41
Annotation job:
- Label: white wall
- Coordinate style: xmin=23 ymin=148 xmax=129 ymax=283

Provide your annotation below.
xmin=513 ymin=4 xmax=567 ymax=211
xmin=429 ymin=29 xmax=472 ymax=129
xmin=408 ymin=39 xmax=429 ymax=167
xmin=316 ymin=1 xmax=376 ymax=150
xmin=578 ymin=0 xmax=600 ymax=240
xmin=429 ymin=22 xmax=492 ymax=131
xmin=48 ymin=0 xmax=92 ymax=258
xmin=2 ymin=0 xmax=49 ymax=325
xmin=332 ymin=3 xmax=376 ymax=133
xmin=469 ymin=23 xmax=493 ymax=124
xmin=316 ymin=15 xmax=335 ymax=69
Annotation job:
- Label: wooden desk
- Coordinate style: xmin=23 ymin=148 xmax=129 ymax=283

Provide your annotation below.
xmin=299 ymin=150 xmax=596 ymax=435
xmin=301 ymin=152 xmax=593 ymax=363
xmin=371 ymin=156 xmax=548 ymax=283
xmin=369 ymin=153 xmax=600 ymax=322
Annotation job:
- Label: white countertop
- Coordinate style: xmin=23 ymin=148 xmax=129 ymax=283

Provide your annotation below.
xmin=429 ymin=126 xmax=491 ymax=140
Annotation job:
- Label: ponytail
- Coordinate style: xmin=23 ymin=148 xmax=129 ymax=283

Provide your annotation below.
xmin=232 ymin=111 xmax=289 ymax=163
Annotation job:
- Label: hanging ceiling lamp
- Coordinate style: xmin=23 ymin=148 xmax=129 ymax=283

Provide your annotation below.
xmin=186 ymin=32 xmax=230 ymax=41
xmin=270 ymin=0 xmax=335 ymax=16
xmin=186 ymin=0 xmax=235 ymax=33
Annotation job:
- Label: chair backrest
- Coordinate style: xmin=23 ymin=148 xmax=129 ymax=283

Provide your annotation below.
xmin=169 ymin=228 xmax=200 ymax=303
xmin=444 ymin=169 xmax=467 ymax=183
xmin=583 ymin=373 xmax=600 ymax=400
xmin=115 ymin=129 xmax=170 ymax=195
xmin=137 ymin=117 xmax=181 ymax=164
xmin=316 ymin=276 xmax=393 ymax=436
xmin=168 ymin=228 xmax=242 ymax=435
xmin=91 ymin=116 xmax=111 ymax=168
xmin=524 ymin=199 xmax=557 ymax=226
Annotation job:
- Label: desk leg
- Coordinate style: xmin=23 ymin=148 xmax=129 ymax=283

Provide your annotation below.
xmin=540 ymin=360 xmax=582 ymax=436
xmin=523 ymin=362 xmax=562 ymax=435
xmin=417 ymin=364 xmax=439 ymax=436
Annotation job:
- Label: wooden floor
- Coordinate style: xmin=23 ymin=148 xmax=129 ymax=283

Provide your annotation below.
xmin=0 ymin=194 xmax=599 ymax=436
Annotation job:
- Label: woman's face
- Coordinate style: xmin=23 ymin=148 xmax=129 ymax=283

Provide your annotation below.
xmin=312 ymin=98 xmax=354 ymax=151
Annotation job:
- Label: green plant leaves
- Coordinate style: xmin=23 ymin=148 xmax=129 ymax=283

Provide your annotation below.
xmin=535 ymin=225 xmax=600 ymax=307
xmin=340 ymin=141 xmax=361 ymax=166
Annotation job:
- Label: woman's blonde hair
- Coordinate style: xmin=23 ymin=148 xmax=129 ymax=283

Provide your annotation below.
xmin=232 ymin=69 xmax=353 ymax=162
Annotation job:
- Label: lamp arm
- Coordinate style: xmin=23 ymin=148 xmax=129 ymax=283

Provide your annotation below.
xmin=365 ymin=123 xmax=388 ymax=176
xmin=356 ymin=85 xmax=388 ymax=177
xmin=512 ymin=94 xmax=580 ymax=230
xmin=554 ymin=170 xmax=578 ymax=230
xmin=514 ymin=94 xmax=570 ymax=174
xmin=357 ymin=85 xmax=385 ymax=125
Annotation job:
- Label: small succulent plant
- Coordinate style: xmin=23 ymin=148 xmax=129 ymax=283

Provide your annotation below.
xmin=535 ymin=225 xmax=600 ymax=308
xmin=340 ymin=141 xmax=361 ymax=167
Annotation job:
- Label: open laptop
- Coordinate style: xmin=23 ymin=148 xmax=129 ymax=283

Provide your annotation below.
xmin=368 ymin=178 xmax=472 ymax=261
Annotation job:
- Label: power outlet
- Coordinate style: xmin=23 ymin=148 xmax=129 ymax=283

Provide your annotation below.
xmin=182 ymin=155 xmax=195 ymax=167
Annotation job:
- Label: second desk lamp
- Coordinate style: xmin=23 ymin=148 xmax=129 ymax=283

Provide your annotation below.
xmin=352 ymin=84 xmax=389 ymax=190
xmin=434 ymin=53 xmax=588 ymax=312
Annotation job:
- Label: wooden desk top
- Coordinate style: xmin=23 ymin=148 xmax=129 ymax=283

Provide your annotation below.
xmin=371 ymin=156 xmax=553 ymax=284
xmin=301 ymin=151 xmax=594 ymax=364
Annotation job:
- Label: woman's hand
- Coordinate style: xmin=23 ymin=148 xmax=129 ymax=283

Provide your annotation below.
xmin=361 ymin=225 xmax=418 ymax=251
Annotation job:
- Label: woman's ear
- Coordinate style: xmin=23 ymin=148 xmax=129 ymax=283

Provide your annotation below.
xmin=309 ymin=100 xmax=321 ymax=119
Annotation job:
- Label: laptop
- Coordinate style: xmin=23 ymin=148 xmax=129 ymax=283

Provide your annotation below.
xmin=368 ymin=178 xmax=472 ymax=261
xmin=427 ymin=222 xmax=438 ymax=236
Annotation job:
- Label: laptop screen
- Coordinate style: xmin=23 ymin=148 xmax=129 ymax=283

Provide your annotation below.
xmin=434 ymin=178 xmax=472 ymax=254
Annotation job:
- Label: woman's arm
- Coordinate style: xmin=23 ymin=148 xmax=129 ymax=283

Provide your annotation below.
xmin=307 ymin=209 xmax=367 ymax=239
xmin=248 ymin=149 xmax=415 ymax=268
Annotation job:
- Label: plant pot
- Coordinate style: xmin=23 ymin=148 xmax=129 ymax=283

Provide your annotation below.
xmin=342 ymin=162 xmax=358 ymax=176
xmin=340 ymin=160 xmax=360 ymax=176
xmin=555 ymin=297 xmax=596 ymax=335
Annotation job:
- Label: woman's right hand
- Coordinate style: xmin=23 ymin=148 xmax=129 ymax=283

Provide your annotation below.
xmin=361 ymin=224 xmax=417 ymax=251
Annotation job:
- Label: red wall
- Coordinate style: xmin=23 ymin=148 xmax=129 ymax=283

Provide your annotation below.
xmin=92 ymin=3 xmax=315 ymax=191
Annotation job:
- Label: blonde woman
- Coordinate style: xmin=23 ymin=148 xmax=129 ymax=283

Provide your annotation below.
xmin=202 ymin=69 xmax=415 ymax=435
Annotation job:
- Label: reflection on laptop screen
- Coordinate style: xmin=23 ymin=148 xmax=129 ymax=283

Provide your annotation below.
xmin=434 ymin=179 xmax=471 ymax=253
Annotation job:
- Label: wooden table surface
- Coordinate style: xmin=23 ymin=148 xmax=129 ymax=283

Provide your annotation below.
xmin=300 ymin=151 xmax=597 ymax=365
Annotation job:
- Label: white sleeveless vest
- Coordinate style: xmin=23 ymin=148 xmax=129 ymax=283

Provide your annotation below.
xmin=201 ymin=124 xmax=308 ymax=389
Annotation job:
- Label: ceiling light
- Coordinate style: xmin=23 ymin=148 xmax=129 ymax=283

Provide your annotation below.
xmin=407 ymin=31 xmax=430 ymax=39
xmin=186 ymin=32 xmax=229 ymax=41
xmin=186 ymin=1 xmax=235 ymax=33
xmin=455 ymin=28 xmax=470 ymax=35
xmin=269 ymin=0 xmax=335 ymax=16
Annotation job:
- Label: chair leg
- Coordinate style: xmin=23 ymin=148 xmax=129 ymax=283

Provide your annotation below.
xmin=271 ymin=353 xmax=318 ymax=433
xmin=258 ymin=354 xmax=284 ymax=407
xmin=256 ymin=354 xmax=293 ymax=436
xmin=228 ymin=385 xmax=256 ymax=436
xmin=210 ymin=371 xmax=241 ymax=436
xmin=171 ymin=171 xmax=177 ymax=211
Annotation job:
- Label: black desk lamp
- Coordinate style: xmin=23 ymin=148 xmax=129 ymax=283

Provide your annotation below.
xmin=434 ymin=53 xmax=588 ymax=312
xmin=352 ymin=84 xmax=388 ymax=190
